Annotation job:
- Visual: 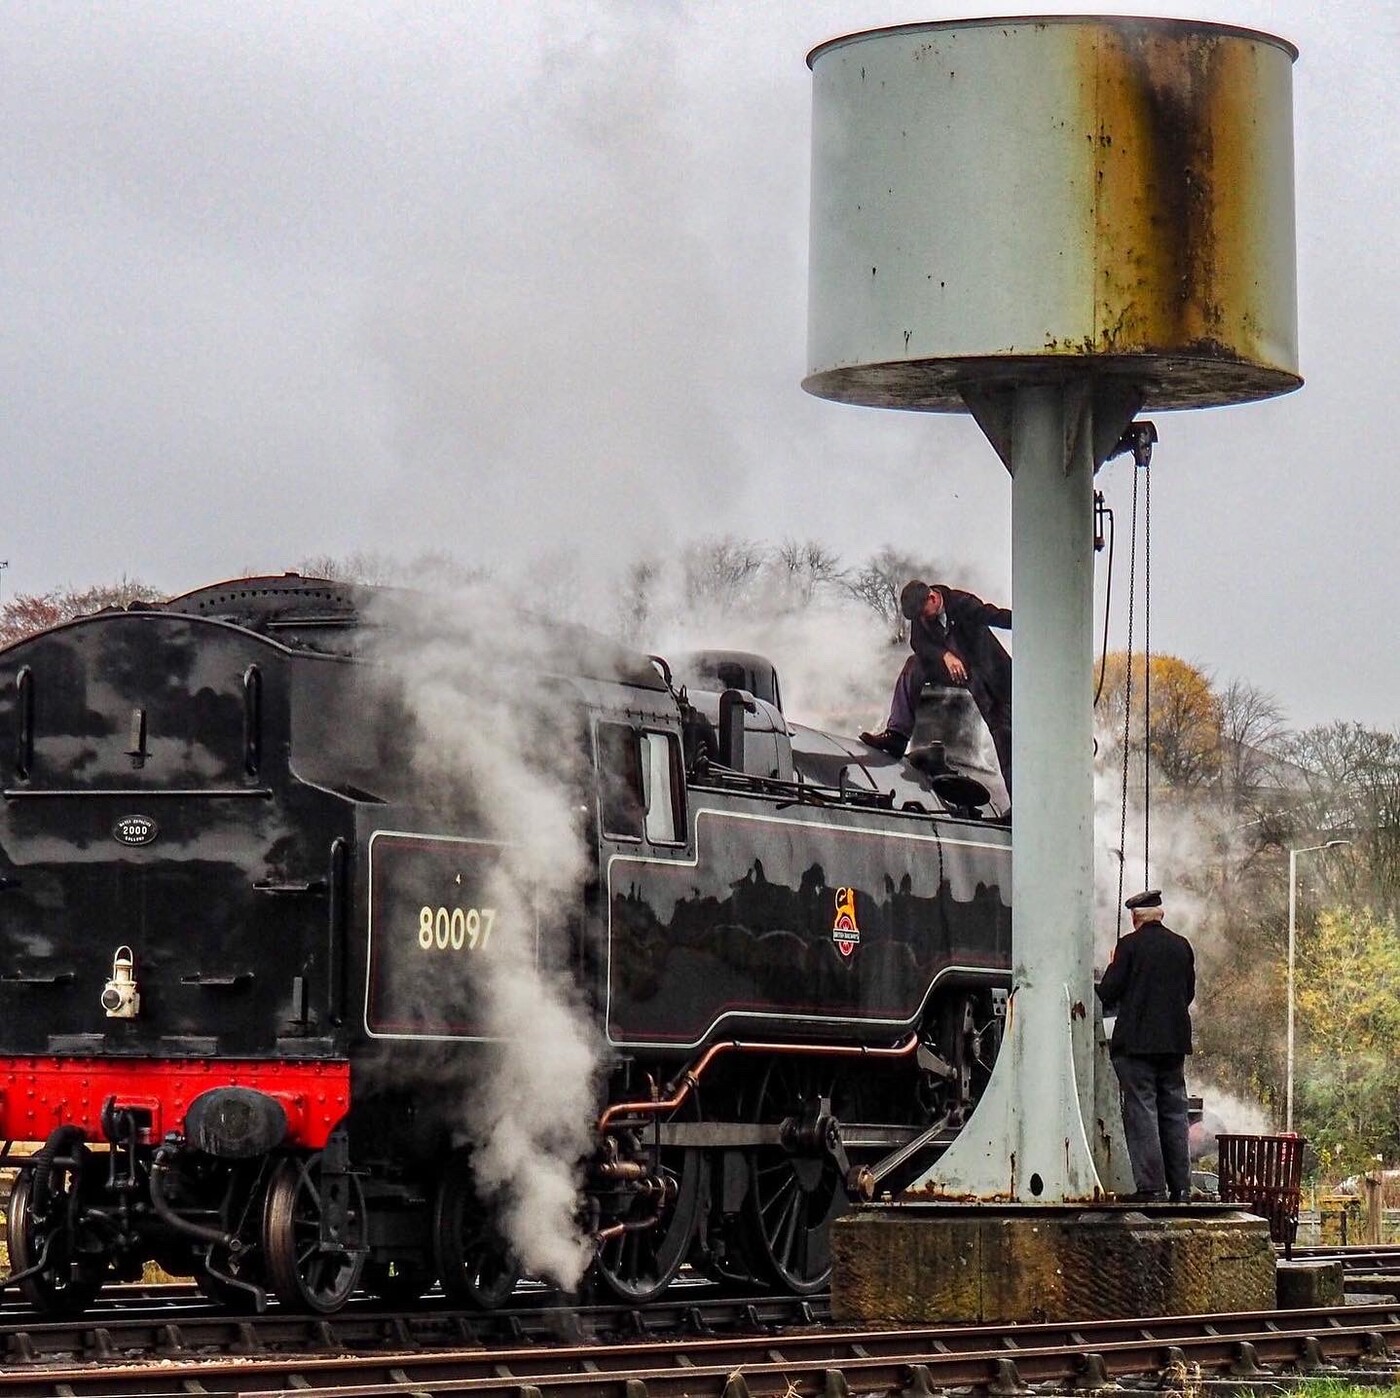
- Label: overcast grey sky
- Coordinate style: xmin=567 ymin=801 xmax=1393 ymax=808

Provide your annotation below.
xmin=3 ymin=2 xmax=1395 ymax=729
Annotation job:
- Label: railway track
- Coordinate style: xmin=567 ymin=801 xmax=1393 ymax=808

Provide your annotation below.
xmin=5 ymin=1251 xmax=1400 ymax=1396
xmin=0 ymin=1299 xmax=1397 ymax=1397
xmin=1291 ymin=1244 xmax=1400 ymax=1297
xmin=1293 ymin=1244 xmax=1400 ymax=1268
xmin=0 ymin=1283 xmax=825 ymax=1365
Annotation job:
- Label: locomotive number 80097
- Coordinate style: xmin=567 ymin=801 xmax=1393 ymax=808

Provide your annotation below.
xmin=417 ymin=906 xmax=497 ymax=951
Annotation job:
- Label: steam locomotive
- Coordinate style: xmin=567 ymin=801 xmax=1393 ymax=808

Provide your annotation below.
xmin=0 ymin=575 xmax=1009 ymax=1314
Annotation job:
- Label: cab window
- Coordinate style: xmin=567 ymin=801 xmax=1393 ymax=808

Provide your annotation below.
xmin=598 ymin=722 xmax=644 ymax=840
xmin=640 ymin=731 xmax=683 ymax=844
xmin=598 ymin=723 xmax=685 ymax=845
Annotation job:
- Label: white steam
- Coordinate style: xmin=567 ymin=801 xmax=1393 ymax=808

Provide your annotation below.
xmin=367 ymin=584 xmax=602 ymax=1288
xmin=654 ymin=597 xmax=900 ymax=732
xmin=1091 ymin=717 xmax=1277 ymax=1137
xmin=1197 ymin=1089 xmax=1273 ymax=1142
xmin=1092 ymin=722 xmax=1237 ymax=963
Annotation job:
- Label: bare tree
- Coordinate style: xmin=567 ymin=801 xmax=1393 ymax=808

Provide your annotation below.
xmin=681 ymin=536 xmax=768 ymax=613
xmin=769 ymin=539 xmax=844 ymax=610
xmin=295 ymin=551 xmax=403 ymax=586
xmin=840 ymin=547 xmax=934 ymax=643
xmin=614 ymin=556 xmax=661 ymax=644
xmin=1218 ymin=678 xmax=1289 ymax=810
xmin=295 ymin=552 xmax=490 ymax=591
xmin=1285 ymin=722 xmax=1400 ymax=916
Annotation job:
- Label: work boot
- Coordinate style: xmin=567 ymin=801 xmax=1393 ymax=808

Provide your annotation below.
xmin=859 ymin=729 xmax=909 ymax=758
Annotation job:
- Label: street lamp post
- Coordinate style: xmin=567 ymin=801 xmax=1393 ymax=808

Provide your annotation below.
xmin=1286 ymin=839 xmax=1352 ymax=1132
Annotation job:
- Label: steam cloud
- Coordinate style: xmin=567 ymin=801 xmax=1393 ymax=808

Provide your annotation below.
xmin=1091 ymin=720 xmax=1237 ymax=959
xmin=367 ymin=583 xmax=603 ymax=1288
xmin=1091 ymin=718 xmax=1275 ymax=1130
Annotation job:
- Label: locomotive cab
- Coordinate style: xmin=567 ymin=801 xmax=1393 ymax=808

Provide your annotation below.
xmin=668 ymin=649 xmax=793 ymax=782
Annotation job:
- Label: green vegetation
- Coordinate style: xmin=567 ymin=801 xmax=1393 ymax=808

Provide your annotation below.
xmin=1293 ymin=1383 xmax=1400 ymax=1398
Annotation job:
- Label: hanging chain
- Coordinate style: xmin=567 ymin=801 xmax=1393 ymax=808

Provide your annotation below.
xmin=1142 ymin=456 xmax=1152 ymax=890
xmin=1115 ymin=464 xmax=1140 ymax=939
xmin=1108 ymin=421 xmax=1159 ymax=936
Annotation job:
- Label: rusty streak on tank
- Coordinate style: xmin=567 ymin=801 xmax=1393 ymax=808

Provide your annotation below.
xmin=804 ymin=17 xmax=1300 ymax=413
xmin=1084 ymin=22 xmax=1293 ymax=394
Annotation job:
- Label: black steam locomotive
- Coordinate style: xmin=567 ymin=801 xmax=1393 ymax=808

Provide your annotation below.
xmin=0 ymin=576 xmax=1009 ymax=1314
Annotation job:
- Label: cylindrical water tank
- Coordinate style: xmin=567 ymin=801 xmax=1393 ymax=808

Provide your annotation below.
xmin=805 ymin=17 xmax=1299 ymax=411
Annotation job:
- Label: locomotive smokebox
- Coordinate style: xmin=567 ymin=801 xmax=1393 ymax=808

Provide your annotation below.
xmin=805 ymin=17 xmax=1299 ymax=412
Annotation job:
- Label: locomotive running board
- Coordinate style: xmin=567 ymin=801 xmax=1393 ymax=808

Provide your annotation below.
xmin=653 ymin=1121 xmax=920 ymax=1149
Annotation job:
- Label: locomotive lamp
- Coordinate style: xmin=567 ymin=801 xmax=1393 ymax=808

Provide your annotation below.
xmin=102 ymin=945 xmax=141 ymax=1019
xmin=806 ymin=15 xmax=1298 ymax=1317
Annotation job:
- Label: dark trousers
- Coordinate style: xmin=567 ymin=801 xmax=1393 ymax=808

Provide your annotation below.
xmin=888 ymin=654 xmax=1012 ymax=796
xmin=1112 ymin=1052 xmax=1190 ymax=1198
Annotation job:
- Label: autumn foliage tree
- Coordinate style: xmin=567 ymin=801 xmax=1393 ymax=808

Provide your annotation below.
xmin=1097 ymin=652 xmax=1225 ymax=792
xmin=0 ymin=578 xmax=164 ymax=647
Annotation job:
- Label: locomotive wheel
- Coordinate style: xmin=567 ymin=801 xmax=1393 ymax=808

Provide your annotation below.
xmin=7 ymin=1126 xmax=106 ymax=1314
xmin=262 ymin=1154 xmax=367 ymax=1314
xmin=740 ymin=1058 xmax=850 ymax=1294
xmin=592 ymin=1142 xmax=702 ymax=1304
xmin=433 ymin=1150 xmax=518 ymax=1309
xmin=362 ymin=1257 xmax=435 ymax=1304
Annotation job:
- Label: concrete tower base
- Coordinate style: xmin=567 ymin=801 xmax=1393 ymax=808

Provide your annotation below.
xmin=831 ymin=1204 xmax=1276 ymax=1325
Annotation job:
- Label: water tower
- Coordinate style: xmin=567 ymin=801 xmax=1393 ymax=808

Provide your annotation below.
xmin=805 ymin=16 xmax=1298 ymax=1318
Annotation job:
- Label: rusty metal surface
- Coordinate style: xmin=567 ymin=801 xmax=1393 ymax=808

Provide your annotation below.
xmin=806 ymin=16 xmax=1299 ymax=411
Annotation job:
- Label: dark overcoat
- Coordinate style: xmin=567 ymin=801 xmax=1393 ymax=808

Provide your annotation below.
xmin=911 ymin=587 xmax=1012 ymax=700
xmin=1096 ymin=921 xmax=1195 ymax=1056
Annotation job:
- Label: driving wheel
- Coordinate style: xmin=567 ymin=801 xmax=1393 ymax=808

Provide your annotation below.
xmin=262 ymin=1153 xmax=367 ymax=1313
xmin=740 ymin=1058 xmax=851 ymax=1294
xmin=592 ymin=1136 xmax=702 ymax=1304
xmin=7 ymin=1125 xmax=106 ymax=1314
xmin=433 ymin=1150 xmax=519 ymax=1309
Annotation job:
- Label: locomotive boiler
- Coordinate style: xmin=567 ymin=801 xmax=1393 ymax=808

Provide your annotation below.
xmin=0 ymin=575 xmax=1010 ymax=1314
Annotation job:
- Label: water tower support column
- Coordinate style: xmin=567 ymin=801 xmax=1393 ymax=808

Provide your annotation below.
xmin=1008 ymin=381 xmax=1099 ymax=1183
xmin=807 ymin=14 xmax=1300 ymax=1321
xmin=916 ymin=381 xmax=1129 ymax=1199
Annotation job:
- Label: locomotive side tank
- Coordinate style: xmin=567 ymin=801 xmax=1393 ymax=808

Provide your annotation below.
xmin=0 ymin=577 xmax=1009 ymax=1313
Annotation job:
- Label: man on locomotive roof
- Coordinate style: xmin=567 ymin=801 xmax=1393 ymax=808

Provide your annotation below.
xmin=1096 ymin=889 xmax=1196 ymax=1204
xmin=860 ymin=580 xmax=1012 ymax=797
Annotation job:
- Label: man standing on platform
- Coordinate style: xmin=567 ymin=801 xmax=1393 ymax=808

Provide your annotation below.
xmin=1096 ymin=889 xmax=1196 ymax=1203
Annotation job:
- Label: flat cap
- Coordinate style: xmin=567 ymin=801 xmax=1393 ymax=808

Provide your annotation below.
xmin=1124 ymin=888 xmax=1163 ymax=910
